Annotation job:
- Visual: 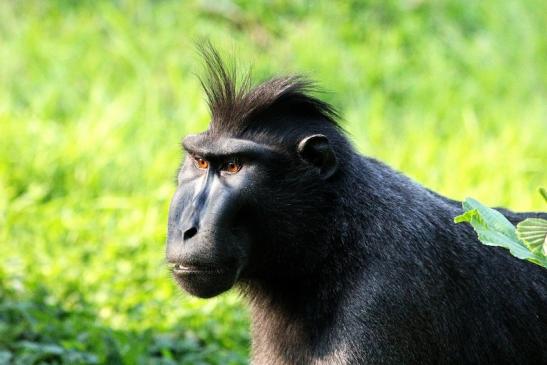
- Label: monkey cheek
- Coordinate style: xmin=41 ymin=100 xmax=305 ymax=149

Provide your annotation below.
xmin=173 ymin=270 xmax=238 ymax=298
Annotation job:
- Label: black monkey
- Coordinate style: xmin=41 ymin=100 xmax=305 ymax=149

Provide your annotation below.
xmin=166 ymin=46 xmax=547 ymax=364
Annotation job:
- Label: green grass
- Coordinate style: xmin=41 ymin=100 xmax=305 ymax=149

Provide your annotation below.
xmin=0 ymin=0 xmax=545 ymax=363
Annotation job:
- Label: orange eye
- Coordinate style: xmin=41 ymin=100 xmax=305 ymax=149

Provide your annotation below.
xmin=224 ymin=160 xmax=242 ymax=174
xmin=193 ymin=156 xmax=209 ymax=170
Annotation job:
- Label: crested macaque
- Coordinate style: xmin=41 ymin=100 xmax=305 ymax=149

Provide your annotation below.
xmin=166 ymin=46 xmax=547 ymax=364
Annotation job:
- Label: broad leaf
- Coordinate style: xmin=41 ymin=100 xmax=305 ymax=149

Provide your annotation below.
xmin=517 ymin=218 xmax=547 ymax=256
xmin=461 ymin=198 xmax=518 ymax=240
xmin=454 ymin=198 xmax=547 ymax=268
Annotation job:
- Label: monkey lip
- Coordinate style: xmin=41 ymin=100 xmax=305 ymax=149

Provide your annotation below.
xmin=169 ymin=261 xmax=240 ymax=298
xmin=171 ymin=263 xmax=231 ymax=275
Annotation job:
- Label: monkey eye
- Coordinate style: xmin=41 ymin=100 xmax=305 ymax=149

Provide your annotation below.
xmin=222 ymin=159 xmax=242 ymax=174
xmin=192 ymin=156 xmax=209 ymax=170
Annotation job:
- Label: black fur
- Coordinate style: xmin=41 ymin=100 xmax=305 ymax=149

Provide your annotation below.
xmin=169 ymin=46 xmax=547 ymax=364
xmin=197 ymin=42 xmax=339 ymax=136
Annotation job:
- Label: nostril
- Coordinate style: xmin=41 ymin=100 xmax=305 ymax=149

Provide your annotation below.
xmin=183 ymin=227 xmax=198 ymax=241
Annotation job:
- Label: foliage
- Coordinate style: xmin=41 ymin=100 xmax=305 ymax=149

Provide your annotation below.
xmin=0 ymin=283 xmax=247 ymax=364
xmin=0 ymin=0 xmax=546 ymax=363
xmin=454 ymin=195 xmax=547 ymax=268
xmin=517 ymin=218 xmax=547 ymax=256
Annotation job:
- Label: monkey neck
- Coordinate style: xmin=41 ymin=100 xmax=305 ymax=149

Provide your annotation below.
xmin=242 ymin=238 xmax=362 ymax=364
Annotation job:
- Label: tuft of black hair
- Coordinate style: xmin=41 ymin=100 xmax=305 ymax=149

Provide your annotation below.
xmin=197 ymin=42 xmax=340 ymax=135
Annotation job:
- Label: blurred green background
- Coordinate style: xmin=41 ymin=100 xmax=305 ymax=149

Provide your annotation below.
xmin=0 ymin=0 xmax=545 ymax=363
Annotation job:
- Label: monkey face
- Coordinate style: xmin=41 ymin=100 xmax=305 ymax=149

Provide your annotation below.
xmin=166 ymin=133 xmax=274 ymax=298
xmin=166 ymin=131 xmax=338 ymax=298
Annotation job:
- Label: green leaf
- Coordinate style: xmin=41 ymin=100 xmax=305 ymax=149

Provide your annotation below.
xmin=517 ymin=218 xmax=547 ymax=256
xmin=462 ymin=198 xmax=518 ymax=240
xmin=473 ymin=228 xmax=535 ymax=260
xmin=453 ymin=209 xmax=478 ymax=223
xmin=540 ymin=187 xmax=547 ymax=203
xmin=455 ymin=198 xmax=547 ymax=268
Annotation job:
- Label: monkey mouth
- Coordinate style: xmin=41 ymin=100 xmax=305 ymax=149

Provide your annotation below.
xmin=168 ymin=260 xmax=240 ymax=298
xmin=171 ymin=263 xmax=228 ymax=275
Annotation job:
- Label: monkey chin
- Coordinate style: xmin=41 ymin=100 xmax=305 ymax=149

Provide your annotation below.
xmin=173 ymin=268 xmax=238 ymax=298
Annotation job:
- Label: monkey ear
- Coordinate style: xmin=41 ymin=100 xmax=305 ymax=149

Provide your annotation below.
xmin=297 ymin=134 xmax=338 ymax=179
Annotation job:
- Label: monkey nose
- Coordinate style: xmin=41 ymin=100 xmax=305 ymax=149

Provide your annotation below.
xmin=183 ymin=226 xmax=198 ymax=241
xmin=179 ymin=209 xmax=200 ymax=241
